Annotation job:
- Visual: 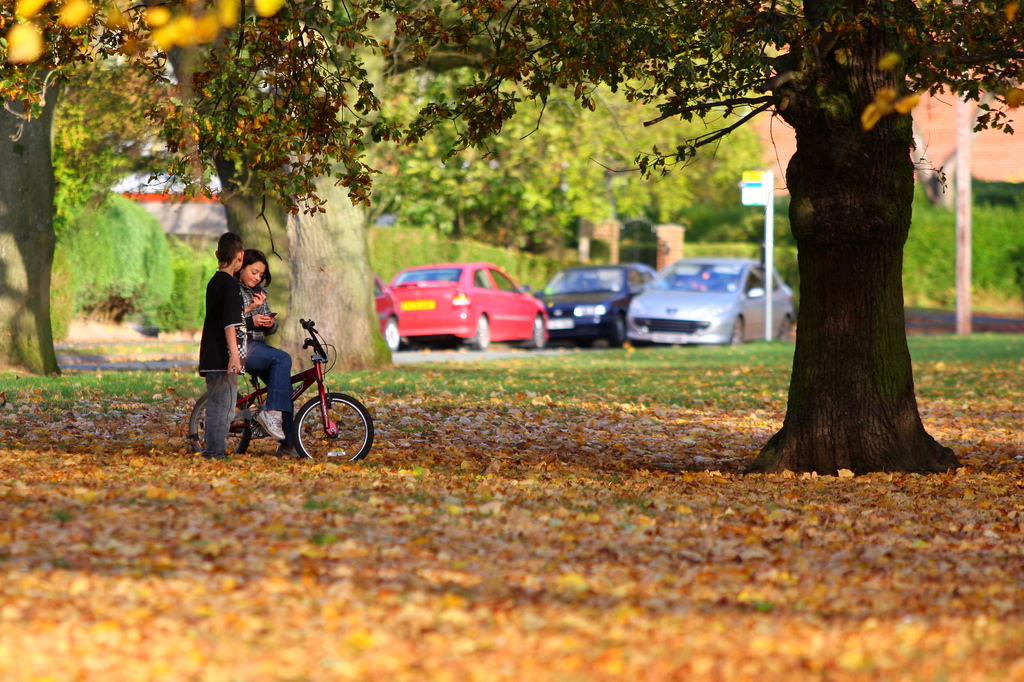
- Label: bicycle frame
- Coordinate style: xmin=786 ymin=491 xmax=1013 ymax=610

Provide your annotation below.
xmin=232 ymin=320 xmax=337 ymax=437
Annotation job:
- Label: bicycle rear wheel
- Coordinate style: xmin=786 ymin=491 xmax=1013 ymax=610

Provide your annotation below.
xmin=188 ymin=392 xmax=253 ymax=454
xmin=294 ymin=392 xmax=374 ymax=461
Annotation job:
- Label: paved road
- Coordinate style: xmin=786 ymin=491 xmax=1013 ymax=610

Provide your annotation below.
xmin=55 ymin=309 xmax=1024 ymax=371
xmin=55 ymin=345 xmax=590 ymax=372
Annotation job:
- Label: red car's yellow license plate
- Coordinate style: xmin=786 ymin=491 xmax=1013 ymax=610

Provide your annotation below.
xmin=401 ymin=299 xmax=437 ymax=311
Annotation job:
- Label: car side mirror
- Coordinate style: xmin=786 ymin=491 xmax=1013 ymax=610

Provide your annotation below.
xmin=747 ymin=286 xmax=765 ymax=299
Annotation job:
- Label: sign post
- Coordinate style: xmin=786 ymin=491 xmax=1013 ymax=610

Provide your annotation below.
xmin=741 ymin=170 xmax=775 ymax=341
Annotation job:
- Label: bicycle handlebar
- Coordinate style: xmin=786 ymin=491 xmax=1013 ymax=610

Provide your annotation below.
xmin=299 ymin=319 xmax=328 ymax=359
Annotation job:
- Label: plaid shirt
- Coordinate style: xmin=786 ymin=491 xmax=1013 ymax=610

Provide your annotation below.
xmin=238 ymin=282 xmax=279 ymax=346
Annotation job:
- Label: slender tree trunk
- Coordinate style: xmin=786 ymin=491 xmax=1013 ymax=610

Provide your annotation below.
xmin=284 ymin=175 xmax=390 ymax=371
xmin=213 ymin=157 xmax=291 ymax=319
xmin=749 ymin=29 xmax=959 ymax=475
xmin=0 ymin=94 xmax=60 ymax=375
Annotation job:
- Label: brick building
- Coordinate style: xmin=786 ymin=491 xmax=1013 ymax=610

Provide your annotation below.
xmin=750 ymin=88 xmax=1024 ymax=192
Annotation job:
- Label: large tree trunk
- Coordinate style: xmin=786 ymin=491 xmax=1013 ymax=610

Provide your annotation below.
xmin=213 ymin=157 xmax=291 ymax=318
xmin=284 ymin=175 xmax=390 ymax=371
xmin=748 ymin=29 xmax=960 ymax=475
xmin=0 ymin=94 xmax=60 ymax=375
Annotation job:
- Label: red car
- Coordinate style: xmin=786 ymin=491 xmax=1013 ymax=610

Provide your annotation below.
xmin=388 ymin=262 xmax=547 ymax=350
xmin=374 ymin=275 xmax=401 ymax=352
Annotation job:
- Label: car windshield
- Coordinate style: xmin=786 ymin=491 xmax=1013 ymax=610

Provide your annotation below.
xmin=393 ymin=268 xmax=463 ymax=285
xmin=544 ymin=268 xmax=625 ymax=294
xmin=652 ymin=264 xmax=743 ymax=293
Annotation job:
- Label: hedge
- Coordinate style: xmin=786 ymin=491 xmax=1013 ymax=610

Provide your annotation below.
xmin=370 ymin=227 xmax=563 ymax=291
xmin=52 ymin=193 xmax=173 ymax=336
xmin=150 ymin=237 xmax=218 ymax=334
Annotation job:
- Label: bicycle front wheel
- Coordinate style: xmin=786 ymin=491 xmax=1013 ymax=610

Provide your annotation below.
xmin=294 ymin=392 xmax=374 ymax=461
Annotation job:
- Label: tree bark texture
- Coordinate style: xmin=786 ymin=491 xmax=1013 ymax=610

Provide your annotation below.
xmin=213 ymin=157 xmax=291 ymax=326
xmin=0 ymin=95 xmax=60 ymax=375
xmin=285 ymin=175 xmax=390 ymax=371
xmin=749 ymin=27 xmax=960 ymax=474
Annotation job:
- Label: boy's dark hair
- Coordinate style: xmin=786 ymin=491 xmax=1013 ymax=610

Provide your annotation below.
xmin=240 ymin=249 xmax=272 ymax=287
xmin=216 ymin=232 xmax=244 ymax=267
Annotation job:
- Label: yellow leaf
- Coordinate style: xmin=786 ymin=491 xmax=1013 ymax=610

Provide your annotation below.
xmin=16 ymin=0 xmax=50 ymax=20
xmin=877 ymin=52 xmax=901 ymax=70
xmin=1007 ymin=88 xmax=1024 ymax=109
xmin=894 ymin=93 xmax=921 ymax=114
xmin=441 ymin=593 xmax=466 ymax=608
xmin=861 ymin=103 xmax=882 ymax=131
xmin=1007 ymin=1 xmax=1019 ymax=21
xmin=7 ymin=23 xmax=44 ymax=63
xmin=874 ymin=87 xmax=898 ymax=104
xmin=345 ymin=628 xmax=375 ymax=650
xmin=676 ymin=504 xmax=694 ymax=515
xmin=170 ymin=15 xmax=197 ymax=46
xmin=146 ymin=5 xmax=171 ymax=27
xmin=105 ymin=3 xmax=128 ymax=29
xmin=218 ymin=0 xmax=239 ymax=27
xmin=73 ymin=487 xmax=97 ymax=502
xmin=59 ymin=0 xmax=93 ymax=27
xmin=555 ymin=572 xmax=590 ymax=592
xmin=255 ymin=0 xmax=285 ymax=17
xmin=196 ymin=13 xmax=220 ymax=42
xmin=838 ymin=468 xmax=855 ymax=478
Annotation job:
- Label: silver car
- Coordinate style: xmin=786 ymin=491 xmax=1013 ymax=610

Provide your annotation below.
xmin=626 ymin=258 xmax=795 ymax=345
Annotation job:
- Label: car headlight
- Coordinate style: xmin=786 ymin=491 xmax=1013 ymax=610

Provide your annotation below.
xmin=574 ymin=304 xmax=607 ymax=317
xmin=703 ymin=304 xmax=730 ymax=320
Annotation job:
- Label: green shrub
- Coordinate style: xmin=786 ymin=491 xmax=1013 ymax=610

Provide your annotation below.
xmin=370 ymin=227 xmax=561 ymax=290
xmin=973 ymin=180 xmax=1024 ymax=209
xmin=905 ymin=187 xmax=1024 ymax=311
xmin=55 ymin=193 xmax=172 ymax=323
xmin=151 ymin=238 xmax=217 ymax=333
xmin=49 ymin=255 xmax=76 ymax=342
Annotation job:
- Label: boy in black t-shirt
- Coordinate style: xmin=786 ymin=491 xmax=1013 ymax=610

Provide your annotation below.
xmin=197 ymin=232 xmax=245 ymax=459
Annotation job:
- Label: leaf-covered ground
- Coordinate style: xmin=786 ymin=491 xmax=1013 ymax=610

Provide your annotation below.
xmin=2 ymin=338 xmax=1024 ymax=680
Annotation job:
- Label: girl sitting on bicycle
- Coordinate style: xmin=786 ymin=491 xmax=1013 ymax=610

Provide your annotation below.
xmin=237 ymin=249 xmax=299 ymax=457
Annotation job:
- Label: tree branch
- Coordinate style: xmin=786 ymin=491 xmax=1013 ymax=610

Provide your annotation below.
xmin=688 ymin=101 xmax=773 ymax=150
xmin=956 ymin=51 xmax=1024 ymax=65
xmin=643 ymin=96 xmax=773 ymax=127
xmin=390 ymin=49 xmax=492 ymax=75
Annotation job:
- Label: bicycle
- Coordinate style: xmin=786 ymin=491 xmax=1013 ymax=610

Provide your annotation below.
xmin=188 ymin=318 xmax=374 ymax=461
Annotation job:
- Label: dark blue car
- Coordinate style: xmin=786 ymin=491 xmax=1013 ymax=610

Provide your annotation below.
xmin=537 ymin=263 xmax=657 ymax=346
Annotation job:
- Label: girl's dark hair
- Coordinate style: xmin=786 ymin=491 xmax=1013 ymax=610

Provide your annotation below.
xmin=216 ymin=232 xmax=244 ymax=267
xmin=240 ymin=249 xmax=272 ymax=287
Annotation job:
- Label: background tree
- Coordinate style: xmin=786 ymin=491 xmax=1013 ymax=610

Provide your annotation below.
xmin=375 ymin=69 xmax=763 ymax=252
xmin=1 ymin=0 xmax=395 ymax=372
xmin=395 ymin=0 xmax=1024 ymax=474
xmin=1 ymin=89 xmax=59 ymax=373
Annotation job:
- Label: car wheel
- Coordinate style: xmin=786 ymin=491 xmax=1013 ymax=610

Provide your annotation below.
xmin=776 ymin=315 xmax=795 ymax=342
xmin=729 ymin=316 xmax=745 ymax=346
xmin=524 ymin=314 xmax=546 ymax=349
xmin=383 ymin=316 xmax=402 ymax=352
xmin=468 ymin=314 xmax=490 ymax=351
xmin=608 ymin=314 xmax=627 ymax=347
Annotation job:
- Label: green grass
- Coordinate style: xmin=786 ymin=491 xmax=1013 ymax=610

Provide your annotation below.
xmin=0 ymin=369 xmax=199 ymax=410
xmin=55 ymin=341 xmax=198 ymax=358
xmin=7 ymin=334 xmax=1022 ymax=412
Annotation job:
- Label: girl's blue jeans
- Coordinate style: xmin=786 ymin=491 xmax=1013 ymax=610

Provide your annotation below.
xmin=245 ymin=341 xmax=293 ymax=414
